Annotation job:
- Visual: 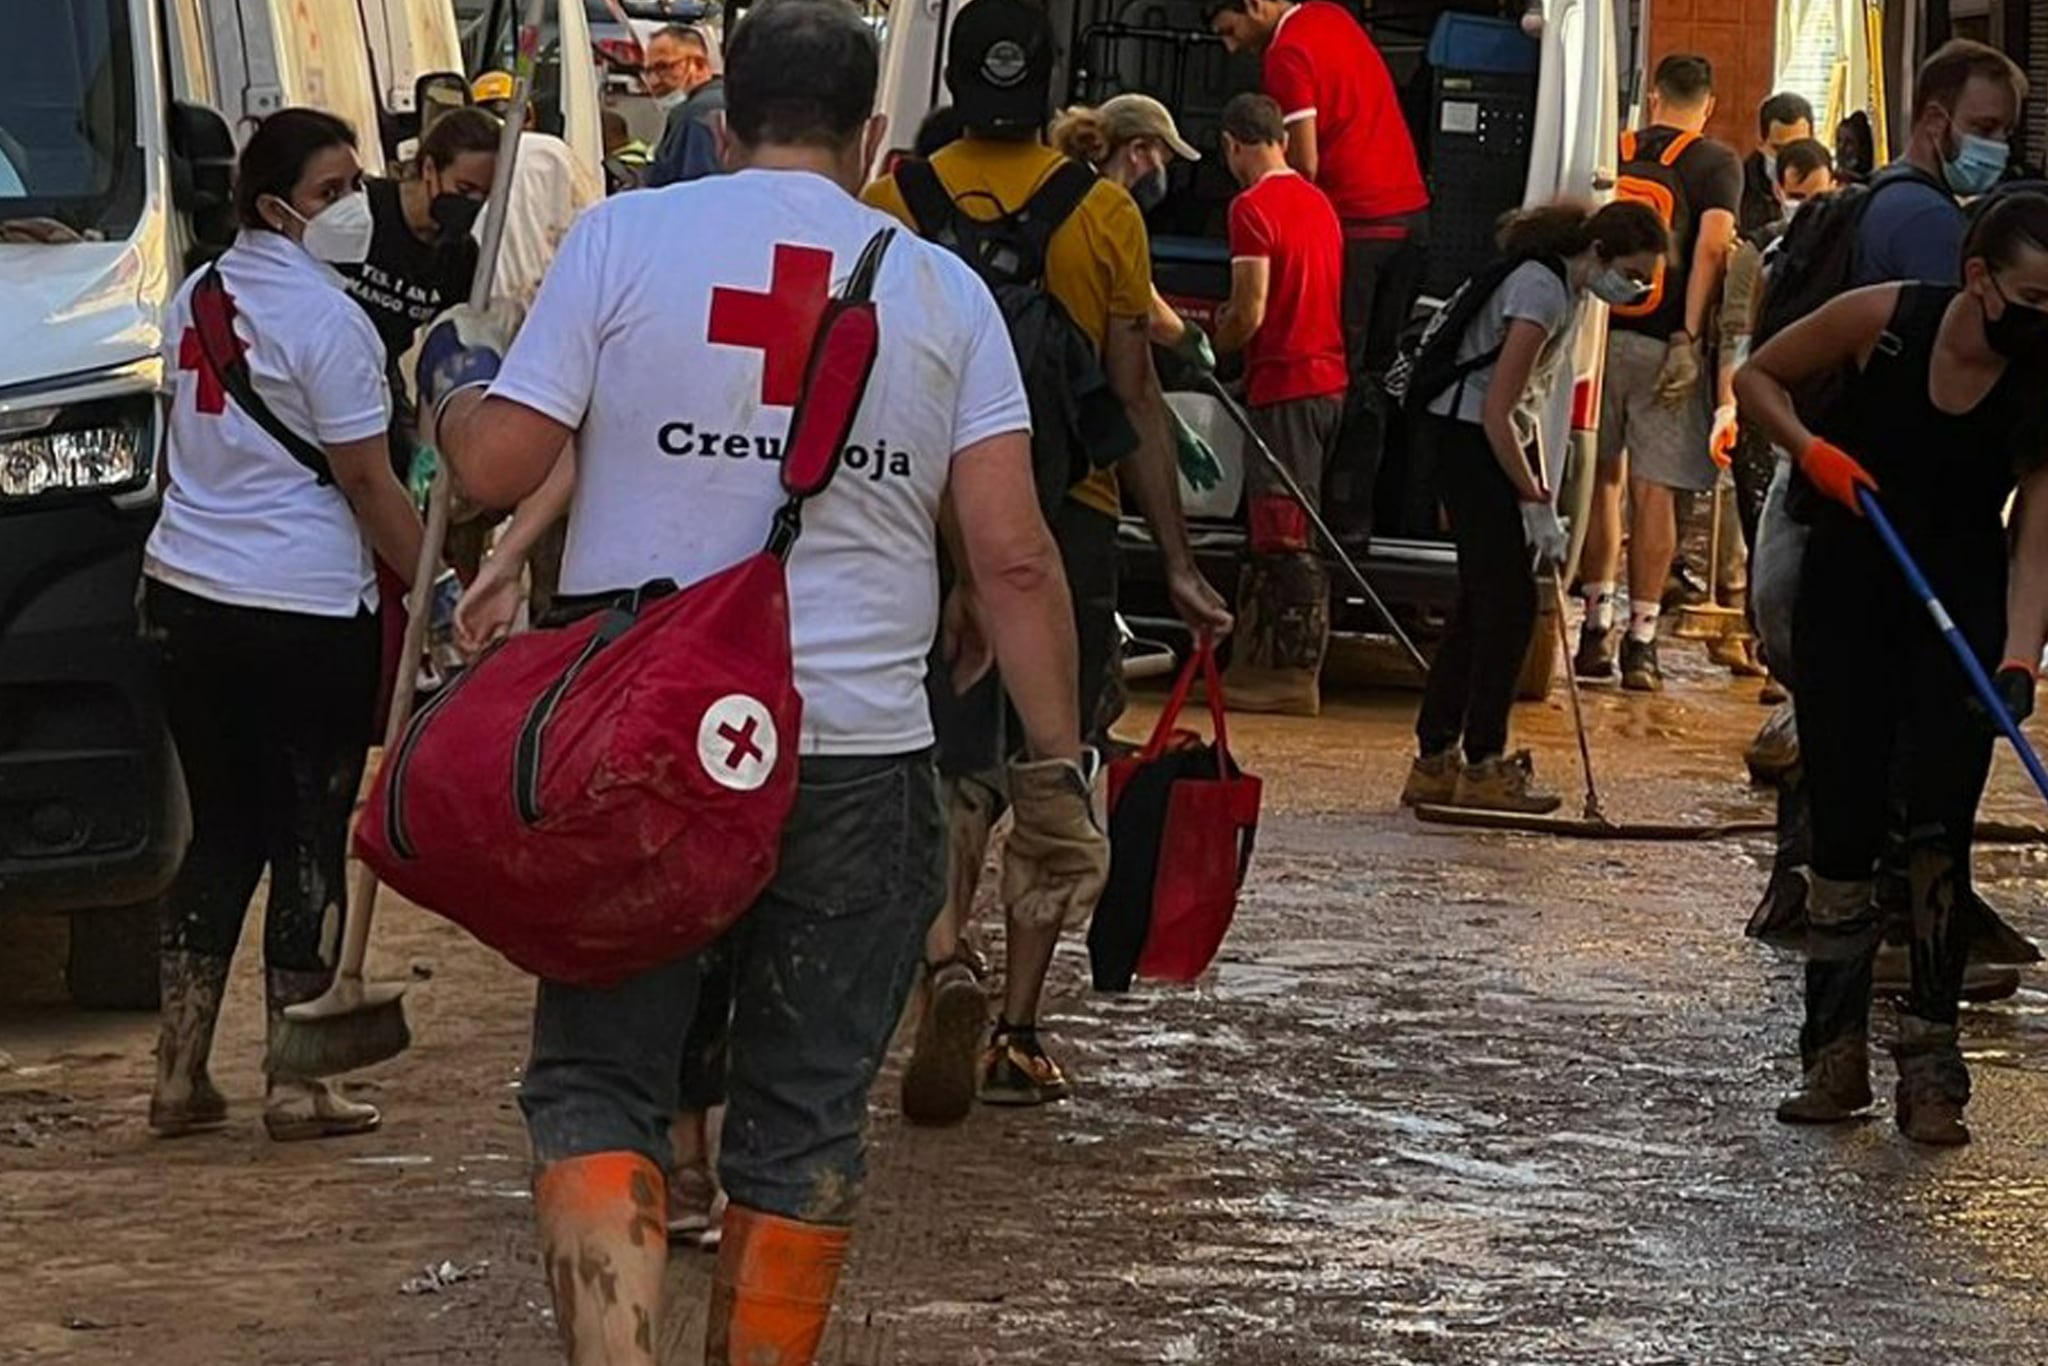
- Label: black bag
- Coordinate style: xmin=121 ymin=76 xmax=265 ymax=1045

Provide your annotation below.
xmin=893 ymin=157 xmax=1137 ymax=518
xmin=1752 ymin=164 xmax=1947 ymax=354
xmin=188 ymin=267 xmax=334 ymax=485
xmin=1384 ymin=254 xmax=1567 ymax=415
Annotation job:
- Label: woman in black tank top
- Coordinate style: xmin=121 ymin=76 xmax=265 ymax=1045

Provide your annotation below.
xmin=1736 ymin=193 xmax=2048 ymax=1147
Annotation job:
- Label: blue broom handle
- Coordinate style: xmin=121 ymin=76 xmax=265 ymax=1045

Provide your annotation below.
xmin=1858 ymin=487 xmax=2048 ymax=806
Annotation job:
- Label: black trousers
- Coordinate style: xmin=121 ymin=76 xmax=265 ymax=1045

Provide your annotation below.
xmin=147 ymin=580 xmax=378 ymax=974
xmin=1791 ymin=523 xmax=2001 ymax=1052
xmin=1329 ymin=218 xmax=1428 ymax=524
xmin=1415 ymin=417 xmax=1537 ymax=764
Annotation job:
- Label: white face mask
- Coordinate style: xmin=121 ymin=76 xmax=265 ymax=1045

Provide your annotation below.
xmin=283 ymin=190 xmax=375 ymax=267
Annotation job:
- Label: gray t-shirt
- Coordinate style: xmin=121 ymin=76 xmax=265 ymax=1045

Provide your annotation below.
xmin=1426 ymin=260 xmax=1579 ymax=444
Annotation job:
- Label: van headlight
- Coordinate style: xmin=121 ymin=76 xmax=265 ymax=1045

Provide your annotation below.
xmin=0 ymin=393 xmax=154 ymax=501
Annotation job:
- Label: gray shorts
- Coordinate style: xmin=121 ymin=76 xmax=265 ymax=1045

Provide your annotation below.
xmin=1599 ymin=329 xmax=1715 ymax=493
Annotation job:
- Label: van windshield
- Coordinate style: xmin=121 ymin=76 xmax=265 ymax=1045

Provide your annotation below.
xmin=0 ymin=0 xmax=143 ymax=241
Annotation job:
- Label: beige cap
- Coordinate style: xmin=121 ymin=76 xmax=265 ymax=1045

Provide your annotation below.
xmin=1100 ymin=93 xmax=1200 ymax=162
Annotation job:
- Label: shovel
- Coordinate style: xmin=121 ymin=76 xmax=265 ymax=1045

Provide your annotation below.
xmin=267 ymin=0 xmax=547 ymax=1080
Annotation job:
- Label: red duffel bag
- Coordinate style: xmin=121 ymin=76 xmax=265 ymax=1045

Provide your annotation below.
xmin=354 ymin=230 xmax=895 ymax=988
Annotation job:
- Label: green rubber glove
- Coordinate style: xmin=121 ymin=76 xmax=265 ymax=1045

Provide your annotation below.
xmin=1170 ymin=320 xmax=1217 ymax=375
xmin=1172 ymin=409 xmax=1224 ymax=492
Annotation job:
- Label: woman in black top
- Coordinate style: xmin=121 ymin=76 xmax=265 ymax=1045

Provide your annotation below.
xmin=1737 ymin=192 xmax=2048 ymax=1147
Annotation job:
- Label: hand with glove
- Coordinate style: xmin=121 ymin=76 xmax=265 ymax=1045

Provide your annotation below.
xmin=1710 ymin=403 xmax=1739 ymax=468
xmin=415 ymin=301 xmax=520 ymax=441
xmin=1169 ymin=318 xmax=1217 ymax=376
xmin=1654 ymin=332 xmax=1702 ymax=409
xmin=1521 ymin=501 xmax=1569 ymax=567
xmin=1992 ymin=661 xmax=2038 ymax=726
xmin=1002 ymin=752 xmax=1111 ymax=932
xmin=1172 ymin=408 xmax=1224 ymax=493
xmin=1796 ymin=437 xmax=1879 ymax=516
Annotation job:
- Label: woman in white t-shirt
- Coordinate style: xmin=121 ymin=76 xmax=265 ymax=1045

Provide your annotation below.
xmin=1400 ymin=200 xmax=1668 ymax=814
xmin=144 ymin=109 xmax=424 ymax=1143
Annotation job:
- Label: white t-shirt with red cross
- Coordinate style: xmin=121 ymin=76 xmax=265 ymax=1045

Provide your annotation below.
xmin=146 ymin=230 xmax=392 ymax=616
xmin=490 ymin=167 xmax=1031 ymax=757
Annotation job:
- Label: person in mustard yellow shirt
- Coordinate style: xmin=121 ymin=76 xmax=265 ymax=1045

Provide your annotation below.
xmin=862 ymin=0 xmax=1229 ymax=1121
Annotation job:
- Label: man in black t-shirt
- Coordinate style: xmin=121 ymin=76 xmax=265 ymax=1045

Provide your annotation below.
xmin=1577 ymin=54 xmax=1742 ymax=693
xmin=1739 ymin=91 xmax=1815 ymax=240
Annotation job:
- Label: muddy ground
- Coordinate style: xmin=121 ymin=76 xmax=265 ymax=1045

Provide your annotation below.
xmin=9 ymin=642 xmax=2048 ymax=1365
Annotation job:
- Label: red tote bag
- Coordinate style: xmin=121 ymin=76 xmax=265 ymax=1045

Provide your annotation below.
xmin=1096 ymin=638 xmax=1262 ymax=986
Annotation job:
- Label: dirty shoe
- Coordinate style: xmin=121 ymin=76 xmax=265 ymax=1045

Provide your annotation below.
xmin=901 ymin=956 xmax=987 ymax=1127
xmin=262 ymin=967 xmax=379 ymax=1142
xmin=1222 ymin=664 xmax=1321 ymax=717
xmin=1708 ymin=633 xmax=1766 ymax=678
xmin=980 ymin=1021 xmax=1071 ymax=1106
xmin=1893 ymin=1017 xmax=1971 ymax=1147
xmin=1399 ymin=750 xmax=1461 ymax=808
xmin=1744 ymin=704 xmax=1799 ymax=786
xmin=1573 ymin=619 xmax=1616 ymax=681
xmin=150 ymin=950 xmax=232 ymax=1138
xmin=1451 ymin=751 xmax=1561 ymax=815
xmin=1620 ymin=636 xmax=1663 ymax=693
xmin=1775 ymin=1033 xmax=1872 ymax=1124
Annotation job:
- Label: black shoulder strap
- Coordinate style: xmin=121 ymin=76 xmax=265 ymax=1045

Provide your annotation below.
xmin=893 ymin=158 xmax=958 ymax=241
xmin=190 ymin=268 xmax=334 ymax=486
xmin=1023 ymin=159 xmax=1100 ymax=234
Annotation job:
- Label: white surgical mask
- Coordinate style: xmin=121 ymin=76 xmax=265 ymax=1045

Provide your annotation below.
xmin=284 ymin=190 xmax=375 ymax=267
xmin=1590 ymin=267 xmax=1650 ymax=307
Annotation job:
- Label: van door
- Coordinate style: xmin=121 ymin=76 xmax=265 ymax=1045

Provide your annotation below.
xmin=198 ymin=0 xmax=386 ymax=169
xmin=553 ymin=0 xmax=605 ymax=180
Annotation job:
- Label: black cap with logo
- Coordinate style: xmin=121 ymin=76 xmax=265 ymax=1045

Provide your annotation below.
xmin=945 ymin=0 xmax=1055 ymax=132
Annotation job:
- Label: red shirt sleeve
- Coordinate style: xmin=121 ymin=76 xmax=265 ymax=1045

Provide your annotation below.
xmin=1263 ymin=43 xmax=1318 ymax=123
xmin=1229 ymin=191 xmax=1275 ymax=259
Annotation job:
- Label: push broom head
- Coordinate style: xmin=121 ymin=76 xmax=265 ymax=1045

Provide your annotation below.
xmin=266 ymin=979 xmax=413 ymax=1080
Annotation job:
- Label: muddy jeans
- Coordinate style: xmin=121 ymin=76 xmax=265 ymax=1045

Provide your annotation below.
xmin=147 ymin=580 xmax=377 ymax=974
xmin=520 ymin=752 xmax=943 ymax=1224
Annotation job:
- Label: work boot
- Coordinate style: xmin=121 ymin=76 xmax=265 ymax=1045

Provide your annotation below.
xmin=149 ymin=949 xmax=232 ymax=1138
xmin=980 ymin=1020 xmax=1071 ymax=1106
xmin=900 ymin=954 xmax=987 ymax=1127
xmin=263 ymin=968 xmax=380 ymax=1143
xmin=1573 ymin=619 xmax=1616 ymax=681
xmin=1223 ymin=553 xmax=1328 ymax=718
xmin=706 ymin=1206 xmax=850 ymax=1366
xmin=536 ymin=1152 xmax=668 ymax=1365
xmin=1620 ymin=636 xmax=1663 ymax=693
xmin=1745 ymin=704 xmax=1800 ymax=786
xmin=1399 ymin=749 xmax=1461 ymax=808
xmin=1708 ymin=632 xmax=1765 ymax=677
xmin=1451 ymin=751 xmax=1561 ymax=815
xmin=1775 ymin=1033 xmax=1873 ymax=1124
xmin=1893 ymin=1016 xmax=1971 ymax=1147
xmin=1872 ymin=943 xmax=2022 ymax=1003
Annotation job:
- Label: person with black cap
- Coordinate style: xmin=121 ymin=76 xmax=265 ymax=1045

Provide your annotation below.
xmin=863 ymin=0 xmax=1231 ymax=1122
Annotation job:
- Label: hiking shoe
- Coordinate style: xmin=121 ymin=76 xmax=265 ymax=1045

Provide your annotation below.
xmin=1775 ymin=1034 xmax=1872 ymax=1124
xmin=1621 ymin=637 xmax=1663 ymax=693
xmin=1745 ymin=704 xmax=1800 ymax=786
xmin=1573 ymin=620 xmax=1616 ymax=681
xmin=1708 ymin=634 xmax=1766 ymax=678
xmin=980 ymin=1024 xmax=1070 ymax=1107
xmin=901 ymin=958 xmax=987 ymax=1127
xmin=1400 ymin=750 xmax=1461 ymax=808
xmin=1451 ymin=751 xmax=1561 ymax=815
xmin=1894 ymin=1019 xmax=1971 ymax=1147
xmin=1662 ymin=561 xmax=1709 ymax=610
xmin=1873 ymin=943 xmax=2023 ymax=1003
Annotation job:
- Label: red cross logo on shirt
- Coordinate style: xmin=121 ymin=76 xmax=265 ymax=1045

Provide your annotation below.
xmin=177 ymin=281 xmax=248 ymax=417
xmin=177 ymin=325 xmax=238 ymax=416
xmin=707 ymin=243 xmax=834 ymax=407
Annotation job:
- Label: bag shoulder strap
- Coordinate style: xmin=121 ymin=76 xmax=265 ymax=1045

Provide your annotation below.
xmin=893 ymin=158 xmax=959 ymax=242
xmin=190 ymin=268 xmax=334 ymax=486
xmin=1022 ymin=159 xmax=1100 ymax=238
xmin=1620 ymin=130 xmax=1638 ymax=162
xmin=1659 ymin=129 xmax=1700 ymax=167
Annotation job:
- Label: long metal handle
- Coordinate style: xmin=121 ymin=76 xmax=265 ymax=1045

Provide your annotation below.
xmin=1196 ymin=374 xmax=1429 ymax=677
xmin=1859 ymin=488 xmax=2048 ymax=807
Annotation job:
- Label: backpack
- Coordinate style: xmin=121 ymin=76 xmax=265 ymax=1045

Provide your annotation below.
xmin=1752 ymin=164 xmax=1948 ymax=354
xmin=892 ymin=157 xmax=1137 ymax=519
xmin=1384 ymin=254 xmax=1569 ymax=414
xmin=1611 ymin=128 xmax=1700 ymax=321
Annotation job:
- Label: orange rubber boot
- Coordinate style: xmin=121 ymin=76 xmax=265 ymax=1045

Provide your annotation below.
xmin=534 ymin=1152 xmax=669 ymax=1366
xmin=705 ymin=1205 xmax=850 ymax=1366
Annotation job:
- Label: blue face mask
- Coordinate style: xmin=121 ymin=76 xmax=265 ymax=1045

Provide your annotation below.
xmin=1945 ymin=131 xmax=2009 ymax=196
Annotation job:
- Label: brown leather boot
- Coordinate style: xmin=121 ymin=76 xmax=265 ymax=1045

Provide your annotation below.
xmin=706 ymin=1205 xmax=850 ymax=1366
xmin=536 ymin=1151 xmax=669 ymax=1364
xmin=149 ymin=950 xmax=232 ymax=1137
xmin=1775 ymin=1033 xmax=1873 ymax=1124
xmin=1893 ymin=1016 xmax=1971 ymax=1147
xmin=263 ymin=968 xmax=379 ymax=1142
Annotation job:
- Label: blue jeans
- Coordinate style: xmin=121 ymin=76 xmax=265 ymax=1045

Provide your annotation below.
xmin=520 ymin=752 xmax=943 ymax=1224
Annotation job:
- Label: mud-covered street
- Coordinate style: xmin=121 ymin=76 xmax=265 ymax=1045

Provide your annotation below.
xmin=10 ymin=654 xmax=2048 ymax=1365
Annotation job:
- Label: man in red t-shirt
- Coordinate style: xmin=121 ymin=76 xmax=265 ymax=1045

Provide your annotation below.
xmin=1210 ymin=0 xmax=1429 ymax=528
xmin=1213 ymin=94 xmax=1347 ymax=717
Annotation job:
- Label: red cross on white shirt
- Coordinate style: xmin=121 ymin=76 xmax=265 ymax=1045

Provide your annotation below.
xmin=707 ymin=243 xmax=834 ymax=408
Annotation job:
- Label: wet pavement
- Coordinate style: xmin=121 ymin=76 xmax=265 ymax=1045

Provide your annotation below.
xmin=7 ymin=645 xmax=2048 ymax=1364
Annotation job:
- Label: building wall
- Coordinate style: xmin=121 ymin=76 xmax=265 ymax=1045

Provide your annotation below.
xmin=1644 ymin=0 xmax=1779 ymax=151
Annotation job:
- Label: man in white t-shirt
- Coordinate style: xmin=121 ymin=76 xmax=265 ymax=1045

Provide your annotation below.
xmin=419 ymin=4 xmax=1106 ymax=1362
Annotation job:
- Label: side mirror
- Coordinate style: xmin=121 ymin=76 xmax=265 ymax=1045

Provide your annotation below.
xmin=416 ymin=71 xmax=473 ymax=137
xmin=168 ymin=101 xmax=236 ymax=250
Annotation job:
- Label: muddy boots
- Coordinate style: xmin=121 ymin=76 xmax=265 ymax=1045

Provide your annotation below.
xmin=901 ymin=776 xmax=997 ymax=1127
xmin=1777 ymin=875 xmax=1878 ymax=1125
xmin=536 ymin=1152 xmax=669 ymax=1365
xmin=150 ymin=950 xmax=232 ymax=1137
xmin=706 ymin=1206 xmax=850 ymax=1366
xmin=1776 ymin=1033 xmax=1873 ymax=1124
xmin=1893 ymin=1016 xmax=1971 ymax=1147
xmin=1224 ymin=553 xmax=1329 ymax=718
xmin=263 ymin=968 xmax=380 ymax=1142
xmin=1453 ymin=751 xmax=1561 ymax=815
xmin=1400 ymin=750 xmax=1460 ymax=807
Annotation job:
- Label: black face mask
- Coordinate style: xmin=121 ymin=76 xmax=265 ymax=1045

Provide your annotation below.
xmin=430 ymin=192 xmax=485 ymax=243
xmin=1131 ymin=165 xmax=1169 ymax=212
xmin=1984 ymin=281 xmax=2048 ymax=359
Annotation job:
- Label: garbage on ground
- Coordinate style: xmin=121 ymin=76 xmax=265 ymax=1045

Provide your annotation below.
xmin=400 ymin=1260 xmax=489 ymax=1295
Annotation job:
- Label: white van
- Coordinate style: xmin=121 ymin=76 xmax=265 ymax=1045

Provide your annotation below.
xmin=871 ymin=0 xmax=1622 ymax=663
xmin=0 ymin=0 xmax=468 ymax=1006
